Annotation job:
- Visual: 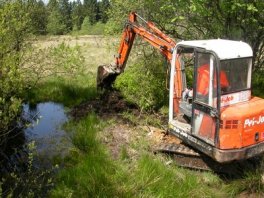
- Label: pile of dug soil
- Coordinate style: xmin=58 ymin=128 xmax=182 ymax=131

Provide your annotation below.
xmin=70 ymin=91 xmax=138 ymax=120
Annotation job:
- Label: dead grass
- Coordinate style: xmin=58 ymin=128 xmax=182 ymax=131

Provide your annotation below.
xmin=31 ymin=35 xmax=119 ymax=74
xmin=32 ymin=35 xmax=147 ymax=74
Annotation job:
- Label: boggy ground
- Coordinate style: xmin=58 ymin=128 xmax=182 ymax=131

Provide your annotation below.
xmin=70 ymin=90 xmax=171 ymax=158
xmin=70 ymin=90 xmax=264 ymax=176
xmin=69 ymin=90 xmax=264 ymax=198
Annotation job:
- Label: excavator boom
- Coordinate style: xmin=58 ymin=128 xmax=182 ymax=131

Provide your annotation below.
xmin=97 ymin=12 xmax=177 ymax=89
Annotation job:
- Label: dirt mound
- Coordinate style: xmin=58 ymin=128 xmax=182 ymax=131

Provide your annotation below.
xmin=70 ymin=91 xmax=138 ymax=119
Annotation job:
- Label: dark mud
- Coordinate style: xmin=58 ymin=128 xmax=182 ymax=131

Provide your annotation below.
xmin=70 ymin=90 xmax=167 ymax=127
xmin=70 ymin=90 xmax=139 ymax=119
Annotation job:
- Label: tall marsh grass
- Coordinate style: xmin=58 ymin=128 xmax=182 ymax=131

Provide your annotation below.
xmin=50 ymin=114 xmax=227 ymax=197
xmin=50 ymin=114 xmax=124 ymax=197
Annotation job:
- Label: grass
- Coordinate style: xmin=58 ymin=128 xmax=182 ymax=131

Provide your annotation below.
xmin=117 ymin=154 xmax=225 ymax=198
xmin=72 ymin=22 xmax=107 ymax=36
xmin=50 ymin=114 xmax=124 ymax=197
xmin=226 ymin=165 xmax=264 ymax=197
xmin=26 ymin=74 xmax=97 ymax=107
xmin=25 ymin=35 xmax=117 ymax=107
xmin=50 ymin=114 xmax=227 ymax=198
xmin=51 ymin=113 xmax=264 ymax=197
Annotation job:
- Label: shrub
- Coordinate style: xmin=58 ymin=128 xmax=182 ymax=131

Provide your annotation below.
xmin=78 ymin=17 xmax=106 ymax=35
xmin=114 ymin=55 xmax=169 ymax=111
xmin=47 ymin=9 xmax=67 ymax=35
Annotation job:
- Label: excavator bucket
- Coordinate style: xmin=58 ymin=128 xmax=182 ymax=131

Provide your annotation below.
xmin=97 ymin=64 xmax=121 ymax=89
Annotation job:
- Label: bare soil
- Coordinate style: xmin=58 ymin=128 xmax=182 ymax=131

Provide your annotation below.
xmin=69 ymin=90 xmax=183 ymax=161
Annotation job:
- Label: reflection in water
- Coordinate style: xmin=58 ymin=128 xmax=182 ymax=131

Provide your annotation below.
xmin=0 ymin=102 xmax=71 ymax=196
xmin=23 ymin=102 xmax=71 ymax=159
xmin=0 ymin=102 xmax=71 ymax=197
xmin=1 ymin=102 xmax=71 ymax=173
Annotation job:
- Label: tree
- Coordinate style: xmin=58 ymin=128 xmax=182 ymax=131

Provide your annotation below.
xmin=107 ymin=0 xmax=264 ymax=70
xmin=98 ymin=0 xmax=110 ymax=23
xmin=83 ymin=0 xmax=98 ymax=25
xmin=72 ymin=0 xmax=84 ymax=31
xmin=47 ymin=0 xmax=59 ymax=10
xmin=59 ymin=0 xmax=73 ymax=32
xmin=26 ymin=0 xmax=48 ymax=35
xmin=47 ymin=0 xmax=68 ymax=35
xmin=47 ymin=8 xmax=67 ymax=35
xmin=104 ymin=0 xmax=143 ymax=34
xmin=0 ymin=1 xmax=30 ymax=136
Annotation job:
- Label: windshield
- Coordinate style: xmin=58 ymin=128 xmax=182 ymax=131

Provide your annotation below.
xmin=220 ymin=58 xmax=252 ymax=95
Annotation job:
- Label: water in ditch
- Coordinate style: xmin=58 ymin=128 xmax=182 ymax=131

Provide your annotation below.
xmin=0 ymin=102 xmax=71 ymax=196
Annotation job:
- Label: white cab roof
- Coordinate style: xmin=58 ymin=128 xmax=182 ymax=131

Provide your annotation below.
xmin=176 ymin=39 xmax=253 ymax=60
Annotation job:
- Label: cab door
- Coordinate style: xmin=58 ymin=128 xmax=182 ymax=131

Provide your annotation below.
xmin=192 ymin=52 xmax=219 ymax=145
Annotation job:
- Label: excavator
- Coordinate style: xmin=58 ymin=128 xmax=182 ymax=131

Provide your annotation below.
xmin=97 ymin=12 xmax=264 ymax=166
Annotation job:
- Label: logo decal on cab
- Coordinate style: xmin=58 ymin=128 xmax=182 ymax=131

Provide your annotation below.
xmin=244 ymin=115 xmax=264 ymax=128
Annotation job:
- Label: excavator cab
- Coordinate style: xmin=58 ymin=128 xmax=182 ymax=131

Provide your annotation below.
xmin=169 ymin=40 xmax=264 ymax=163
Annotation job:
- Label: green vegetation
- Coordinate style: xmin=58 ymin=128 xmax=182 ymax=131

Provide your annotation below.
xmin=253 ymin=71 xmax=264 ymax=98
xmin=115 ymin=56 xmax=168 ymax=111
xmin=0 ymin=1 xmax=30 ymax=137
xmin=27 ymin=0 xmax=109 ymax=35
xmin=50 ymin=114 xmax=226 ymax=197
xmin=227 ymin=166 xmax=264 ymax=197
xmin=1 ymin=0 xmax=264 ymax=197
xmin=1 ymin=142 xmax=55 ymax=197
xmin=26 ymin=75 xmax=97 ymax=107
xmin=50 ymin=115 xmax=122 ymax=197
xmin=75 ymin=17 xmax=106 ymax=35
xmin=24 ymin=42 xmax=97 ymax=106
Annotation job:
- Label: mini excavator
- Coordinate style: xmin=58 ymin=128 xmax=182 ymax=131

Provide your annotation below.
xmin=97 ymin=12 xmax=264 ymax=164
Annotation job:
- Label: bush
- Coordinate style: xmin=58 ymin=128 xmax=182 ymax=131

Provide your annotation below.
xmin=24 ymin=42 xmax=89 ymax=106
xmin=47 ymin=9 xmax=67 ymax=35
xmin=114 ymin=55 xmax=169 ymax=111
xmin=76 ymin=17 xmax=106 ymax=35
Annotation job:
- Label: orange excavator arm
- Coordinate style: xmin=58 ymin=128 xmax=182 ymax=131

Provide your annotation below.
xmin=97 ymin=12 xmax=176 ymax=87
xmin=114 ymin=12 xmax=176 ymax=69
xmin=97 ymin=12 xmax=183 ymax=112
